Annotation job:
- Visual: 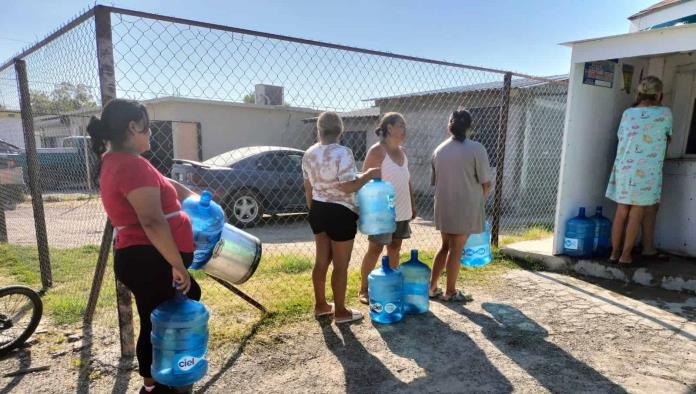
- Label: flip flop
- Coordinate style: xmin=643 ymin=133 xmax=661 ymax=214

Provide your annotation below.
xmin=314 ymin=303 xmax=334 ymax=318
xmin=429 ymin=288 xmax=443 ymax=299
xmin=441 ymin=290 xmax=474 ymax=303
xmin=358 ymin=291 xmax=369 ymax=305
xmin=335 ymin=309 xmax=363 ymax=324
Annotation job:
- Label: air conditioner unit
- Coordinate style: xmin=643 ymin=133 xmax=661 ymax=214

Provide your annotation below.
xmin=254 ymin=84 xmax=284 ymax=106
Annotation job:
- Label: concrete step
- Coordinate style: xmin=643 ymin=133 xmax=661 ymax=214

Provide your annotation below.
xmin=501 ymin=237 xmax=696 ymax=294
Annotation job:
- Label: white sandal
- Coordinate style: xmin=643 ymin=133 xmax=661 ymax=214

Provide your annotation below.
xmin=335 ymin=309 xmax=364 ymax=324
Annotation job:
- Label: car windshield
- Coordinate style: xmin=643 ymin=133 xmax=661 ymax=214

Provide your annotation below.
xmin=202 ymin=147 xmax=302 ymax=167
xmin=203 ymin=149 xmax=256 ymax=167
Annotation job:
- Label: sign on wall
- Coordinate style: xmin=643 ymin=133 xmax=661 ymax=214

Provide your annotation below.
xmin=583 ymin=61 xmax=615 ymax=88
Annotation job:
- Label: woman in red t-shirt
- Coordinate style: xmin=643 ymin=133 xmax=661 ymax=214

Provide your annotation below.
xmin=87 ymin=99 xmax=201 ymax=394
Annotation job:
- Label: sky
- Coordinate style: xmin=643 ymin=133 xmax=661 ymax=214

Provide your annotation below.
xmin=0 ymin=0 xmax=657 ymax=78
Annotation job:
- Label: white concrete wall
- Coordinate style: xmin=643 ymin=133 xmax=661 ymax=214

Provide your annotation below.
xmin=629 ymin=1 xmax=696 ymax=32
xmin=146 ymin=99 xmax=319 ymax=160
xmin=553 ymin=58 xmax=648 ymax=254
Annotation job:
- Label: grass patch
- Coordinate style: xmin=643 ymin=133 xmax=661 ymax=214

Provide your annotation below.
xmin=42 ymin=193 xmax=97 ymax=204
xmin=499 ymin=225 xmax=553 ymax=247
xmin=0 ymin=242 xmax=545 ymax=348
xmin=0 ymin=243 xmax=116 ymax=326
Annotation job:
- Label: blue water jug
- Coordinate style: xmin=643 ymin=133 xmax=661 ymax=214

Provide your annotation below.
xmin=182 ymin=190 xmax=225 ymax=269
xmin=591 ymin=206 xmax=611 ymax=257
xmin=400 ymin=249 xmax=430 ymax=315
xmin=563 ymin=207 xmax=595 ymax=258
xmin=368 ymin=256 xmax=403 ymax=324
xmin=461 ymin=221 xmax=492 ymax=267
xmin=357 ymin=179 xmax=396 ymax=235
xmin=151 ymin=291 xmax=209 ymax=387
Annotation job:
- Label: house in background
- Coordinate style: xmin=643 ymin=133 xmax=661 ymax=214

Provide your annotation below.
xmin=553 ymin=0 xmax=696 ymax=257
xmin=369 ymin=75 xmax=568 ymax=223
xmin=0 ymin=109 xmax=23 ymax=149
xmin=30 ymin=89 xmax=320 ymax=176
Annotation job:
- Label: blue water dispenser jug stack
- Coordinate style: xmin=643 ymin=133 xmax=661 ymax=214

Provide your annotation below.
xmin=368 ymin=256 xmax=403 ymax=324
xmin=182 ymin=190 xmax=225 ymax=269
xmin=357 ymin=179 xmax=396 ymax=235
xmin=591 ymin=206 xmax=611 ymax=257
xmin=563 ymin=207 xmax=596 ymax=258
xmin=151 ymin=291 xmax=209 ymax=387
xmin=400 ymin=250 xmax=431 ymax=315
xmin=461 ymin=221 xmax=492 ymax=267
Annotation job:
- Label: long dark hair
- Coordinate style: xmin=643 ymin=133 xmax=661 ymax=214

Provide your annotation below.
xmin=86 ymin=99 xmax=149 ymax=184
xmin=448 ymin=109 xmax=472 ymax=142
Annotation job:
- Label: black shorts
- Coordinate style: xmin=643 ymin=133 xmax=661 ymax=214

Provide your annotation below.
xmin=308 ymin=200 xmax=359 ymax=242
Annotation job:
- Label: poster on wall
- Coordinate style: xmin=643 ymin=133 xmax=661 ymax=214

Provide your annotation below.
xmin=583 ymin=61 xmax=615 ymax=88
xmin=622 ymin=64 xmax=635 ymax=93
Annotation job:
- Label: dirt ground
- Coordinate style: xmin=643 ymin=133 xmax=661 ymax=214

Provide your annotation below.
xmin=2 ymin=269 xmax=695 ymax=393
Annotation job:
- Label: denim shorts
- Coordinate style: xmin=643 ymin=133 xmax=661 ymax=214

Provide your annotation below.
xmin=368 ymin=220 xmax=412 ymax=245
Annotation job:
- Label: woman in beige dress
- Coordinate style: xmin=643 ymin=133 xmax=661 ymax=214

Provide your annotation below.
xmin=430 ymin=109 xmax=492 ymax=301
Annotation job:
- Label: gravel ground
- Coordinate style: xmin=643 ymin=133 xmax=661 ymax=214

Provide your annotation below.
xmin=2 ymin=269 xmax=695 ymax=393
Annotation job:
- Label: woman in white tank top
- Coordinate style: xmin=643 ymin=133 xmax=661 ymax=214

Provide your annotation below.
xmin=358 ymin=112 xmax=416 ymax=305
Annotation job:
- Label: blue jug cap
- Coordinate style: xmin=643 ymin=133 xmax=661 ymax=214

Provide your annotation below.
xmin=578 ymin=207 xmax=586 ymax=217
xmin=595 ymin=206 xmax=603 ymax=214
xmin=200 ymin=191 xmax=213 ymax=207
xmin=381 ymin=255 xmax=391 ymax=273
xmin=410 ymin=249 xmax=418 ymax=259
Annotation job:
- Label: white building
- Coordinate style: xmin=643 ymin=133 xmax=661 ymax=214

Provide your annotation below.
xmin=554 ymin=0 xmax=696 ymax=256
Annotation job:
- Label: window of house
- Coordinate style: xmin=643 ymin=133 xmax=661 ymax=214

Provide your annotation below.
xmin=468 ymin=106 xmax=500 ymax=166
xmin=341 ymin=130 xmax=367 ymax=160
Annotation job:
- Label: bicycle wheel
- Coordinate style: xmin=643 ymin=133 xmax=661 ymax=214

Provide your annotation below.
xmin=0 ymin=285 xmax=43 ymax=356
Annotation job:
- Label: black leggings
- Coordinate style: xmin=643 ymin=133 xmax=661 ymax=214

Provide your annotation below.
xmin=114 ymin=245 xmax=202 ymax=378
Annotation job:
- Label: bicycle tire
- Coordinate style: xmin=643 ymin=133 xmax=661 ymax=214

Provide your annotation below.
xmin=0 ymin=285 xmax=43 ymax=356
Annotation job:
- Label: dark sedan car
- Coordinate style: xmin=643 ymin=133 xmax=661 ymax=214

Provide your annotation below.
xmin=171 ymin=146 xmax=306 ymax=228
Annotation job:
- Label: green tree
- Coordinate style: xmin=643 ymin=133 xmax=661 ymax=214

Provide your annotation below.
xmin=30 ymin=82 xmax=97 ymax=115
xmin=242 ymin=93 xmax=255 ymax=104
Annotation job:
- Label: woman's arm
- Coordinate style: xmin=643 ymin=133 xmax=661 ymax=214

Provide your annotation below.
xmin=167 ymin=177 xmax=196 ymax=202
xmin=409 ymin=181 xmax=417 ymax=219
xmin=126 ymin=187 xmax=191 ymax=293
xmin=337 ymin=168 xmax=381 ymax=194
xmin=482 ymin=181 xmax=492 ymax=199
xmin=362 ymin=143 xmax=385 ymax=172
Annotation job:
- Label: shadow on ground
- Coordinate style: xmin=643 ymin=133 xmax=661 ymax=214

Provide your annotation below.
xmin=439 ymin=301 xmax=627 ymax=393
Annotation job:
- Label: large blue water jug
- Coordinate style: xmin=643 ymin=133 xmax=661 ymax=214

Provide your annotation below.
xmin=368 ymin=256 xmax=403 ymax=324
xmin=461 ymin=221 xmax=492 ymax=267
xmin=563 ymin=207 xmax=595 ymax=258
xmin=357 ymin=179 xmax=396 ymax=235
xmin=182 ymin=190 xmax=225 ymax=269
xmin=151 ymin=292 xmax=209 ymax=387
xmin=591 ymin=206 xmax=611 ymax=257
xmin=400 ymin=249 xmax=430 ymax=315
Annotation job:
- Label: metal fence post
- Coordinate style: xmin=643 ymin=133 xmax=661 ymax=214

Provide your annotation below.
xmin=93 ymin=5 xmax=135 ymax=357
xmin=491 ymin=72 xmax=512 ymax=247
xmin=14 ymin=58 xmax=52 ymax=289
xmin=0 ymin=188 xmax=7 ymax=243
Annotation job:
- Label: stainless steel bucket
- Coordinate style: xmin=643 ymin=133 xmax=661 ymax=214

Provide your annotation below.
xmin=202 ymin=223 xmax=262 ymax=285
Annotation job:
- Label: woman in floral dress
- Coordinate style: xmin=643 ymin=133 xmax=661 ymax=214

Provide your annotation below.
xmin=606 ymin=76 xmax=672 ymax=265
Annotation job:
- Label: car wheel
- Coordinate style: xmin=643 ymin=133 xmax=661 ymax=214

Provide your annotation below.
xmin=226 ymin=189 xmax=263 ymax=228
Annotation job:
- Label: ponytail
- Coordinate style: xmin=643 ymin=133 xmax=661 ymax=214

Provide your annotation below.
xmin=375 ymin=112 xmax=405 ymax=140
xmin=86 ymin=99 xmax=149 ymax=186
xmin=448 ymin=109 xmax=472 ymax=142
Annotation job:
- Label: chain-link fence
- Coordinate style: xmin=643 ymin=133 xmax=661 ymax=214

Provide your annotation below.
xmin=0 ymin=5 xmax=567 ymax=360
